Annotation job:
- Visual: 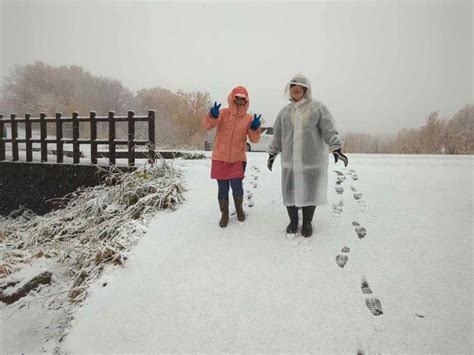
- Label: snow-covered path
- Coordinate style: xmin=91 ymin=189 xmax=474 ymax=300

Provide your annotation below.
xmin=62 ymin=154 xmax=472 ymax=353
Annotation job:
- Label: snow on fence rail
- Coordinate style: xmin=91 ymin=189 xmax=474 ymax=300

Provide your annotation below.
xmin=0 ymin=110 xmax=156 ymax=166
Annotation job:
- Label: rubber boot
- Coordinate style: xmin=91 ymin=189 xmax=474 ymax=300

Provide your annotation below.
xmin=286 ymin=206 xmax=298 ymax=233
xmin=219 ymin=199 xmax=229 ymax=228
xmin=301 ymin=205 xmax=316 ymax=237
xmin=233 ymin=194 xmax=246 ymax=222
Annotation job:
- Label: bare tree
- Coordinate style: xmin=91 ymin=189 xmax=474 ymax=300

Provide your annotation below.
xmin=1 ymin=62 xmax=134 ymax=138
xmin=395 ymin=128 xmax=421 ymax=154
xmin=343 ymin=133 xmax=379 ymax=153
xmin=418 ymin=111 xmax=445 ymax=154
xmin=134 ymin=87 xmax=210 ymax=149
xmin=175 ymin=90 xmax=211 ymax=148
xmin=443 ymin=105 xmax=474 ymax=154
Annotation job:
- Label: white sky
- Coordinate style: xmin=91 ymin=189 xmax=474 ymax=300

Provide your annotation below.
xmin=1 ymin=0 xmax=472 ymax=134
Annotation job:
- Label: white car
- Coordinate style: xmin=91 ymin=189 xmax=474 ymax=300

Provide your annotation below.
xmin=247 ymin=126 xmax=273 ymax=152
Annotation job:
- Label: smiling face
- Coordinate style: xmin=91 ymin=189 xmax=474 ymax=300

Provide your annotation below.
xmin=233 ymin=96 xmax=247 ymax=106
xmin=290 ymin=84 xmax=307 ymax=102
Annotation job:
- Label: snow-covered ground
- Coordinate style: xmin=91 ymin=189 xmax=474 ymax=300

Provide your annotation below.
xmin=2 ymin=153 xmax=473 ymax=353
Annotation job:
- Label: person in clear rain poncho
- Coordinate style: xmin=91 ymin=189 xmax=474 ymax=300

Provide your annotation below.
xmin=267 ymin=73 xmax=348 ymax=238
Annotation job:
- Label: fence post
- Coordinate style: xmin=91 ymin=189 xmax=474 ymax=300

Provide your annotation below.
xmin=204 ymin=140 xmax=213 ymax=151
xmin=72 ymin=111 xmax=80 ymax=164
xmin=11 ymin=114 xmax=18 ymax=161
xmin=108 ymin=111 xmax=116 ymax=165
xmin=25 ymin=113 xmax=33 ymax=162
xmin=55 ymin=112 xmax=63 ymax=163
xmin=90 ymin=111 xmax=97 ymax=164
xmin=148 ymin=110 xmax=155 ymax=163
xmin=0 ymin=114 xmax=4 ymax=161
xmin=40 ymin=113 xmax=47 ymax=162
xmin=127 ymin=110 xmax=135 ymax=167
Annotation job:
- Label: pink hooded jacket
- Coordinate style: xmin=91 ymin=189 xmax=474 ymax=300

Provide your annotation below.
xmin=202 ymin=86 xmax=261 ymax=163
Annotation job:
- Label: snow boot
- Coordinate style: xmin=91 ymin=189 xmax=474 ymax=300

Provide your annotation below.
xmin=233 ymin=194 xmax=246 ymax=222
xmin=301 ymin=205 xmax=316 ymax=237
xmin=286 ymin=206 xmax=298 ymax=233
xmin=219 ymin=199 xmax=229 ymax=228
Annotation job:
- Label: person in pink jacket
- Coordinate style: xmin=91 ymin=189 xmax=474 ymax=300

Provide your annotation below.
xmin=202 ymin=86 xmax=262 ymax=228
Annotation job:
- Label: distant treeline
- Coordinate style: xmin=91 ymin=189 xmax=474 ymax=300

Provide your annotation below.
xmin=1 ymin=62 xmax=472 ymax=153
xmin=343 ymin=106 xmax=473 ymax=154
xmin=0 ymin=62 xmax=211 ymax=148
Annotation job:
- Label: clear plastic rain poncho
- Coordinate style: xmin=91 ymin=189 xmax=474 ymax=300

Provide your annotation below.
xmin=268 ymin=73 xmax=343 ymax=207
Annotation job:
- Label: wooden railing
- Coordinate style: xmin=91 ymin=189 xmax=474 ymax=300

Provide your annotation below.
xmin=0 ymin=110 xmax=156 ymax=166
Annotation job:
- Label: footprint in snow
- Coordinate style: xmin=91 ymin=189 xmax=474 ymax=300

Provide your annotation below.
xmin=361 ymin=276 xmax=383 ymax=316
xmin=336 ymin=246 xmax=350 ymax=268
xmin=353 ymin=192 xmax=363 ymax=200
xmin=335 ymin=185 xmax=344 ymax=194
xmin=353 ymin=223 xmax=367 ymax=239
xmin=365 ymin=298 xmax=383 ymax=316
xmin=332 ymin=199 xmax=344 ymax=215
xmin=361 ymin=276 xmax=373 ymax=294
xmin=355 ymin=226 xmax=367 ymax=239
xmin=332 ymin=203 xmax=343 ymax=215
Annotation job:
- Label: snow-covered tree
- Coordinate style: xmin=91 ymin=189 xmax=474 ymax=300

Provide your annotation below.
xmin=443 ymin=105 xmax=474 ymax=154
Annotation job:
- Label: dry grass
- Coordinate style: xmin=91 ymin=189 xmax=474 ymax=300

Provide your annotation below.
xmin=0 ymin=158 xmax=184 ymax=304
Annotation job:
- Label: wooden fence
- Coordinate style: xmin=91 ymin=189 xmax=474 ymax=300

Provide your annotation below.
xmin=0 ymin=110 xmax=155 ymax=166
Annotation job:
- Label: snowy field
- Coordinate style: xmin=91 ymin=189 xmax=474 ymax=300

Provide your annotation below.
xmin=2 ymin=153 xmax=473 ymax=353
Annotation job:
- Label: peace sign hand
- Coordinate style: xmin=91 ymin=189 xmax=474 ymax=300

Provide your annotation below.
xmin=250 ymin=114 xmax=262 ymax=131
xmin=210 ymin=102 xmax=221 ymax=119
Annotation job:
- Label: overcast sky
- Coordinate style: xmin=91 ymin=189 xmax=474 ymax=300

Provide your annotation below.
xmin=1 ymin=0 xmax=472 ymax=135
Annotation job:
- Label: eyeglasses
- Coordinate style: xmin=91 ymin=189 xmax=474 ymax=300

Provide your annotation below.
xmin=234 ymin=97 xmax=247 ymax=101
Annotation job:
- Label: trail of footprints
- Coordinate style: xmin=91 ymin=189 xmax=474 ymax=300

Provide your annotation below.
xmin=230 ymin=165 xmax=260 ymax=218
xmin=332 ymin=169 xmax=383 ymax=318
xmin=247 ymin=165 xmax=260 ymax=208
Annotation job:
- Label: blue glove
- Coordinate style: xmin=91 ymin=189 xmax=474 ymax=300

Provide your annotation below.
xmin=210 ymin=102 xmax=221 ymax=119
xmin=250 ymin=114 xmax=261 ymax=131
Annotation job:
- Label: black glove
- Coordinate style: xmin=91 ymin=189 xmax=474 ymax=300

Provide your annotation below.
xmin=267 ymin=154 xmax=276 ymax=171
xmin=333 ymin=149 xmax=348 ymax=167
